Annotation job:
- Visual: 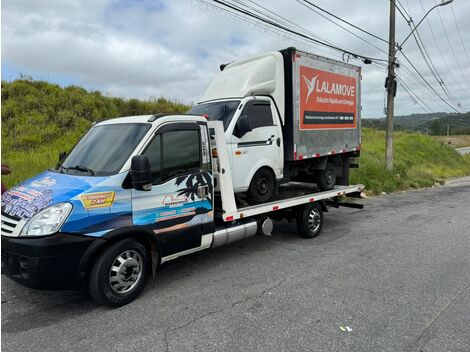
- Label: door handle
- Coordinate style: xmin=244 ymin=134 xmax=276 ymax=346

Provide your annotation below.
xmin=197 ymin=185 xmax=209 ymax=198
xmin=277 ymin=137 xmax=281 ymax=147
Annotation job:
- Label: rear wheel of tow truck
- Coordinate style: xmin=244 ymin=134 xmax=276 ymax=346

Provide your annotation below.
xmin=89 ymin=238 xmax=150 ymax=307
xmin=247 ymin=168 xmax=275 ymax=203
xmin=316 ymin=162 xmax=336 ymax=191
xmin=297 ymin=203 xmax=323 ymax=238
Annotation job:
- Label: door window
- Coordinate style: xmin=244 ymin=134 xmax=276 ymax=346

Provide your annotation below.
xmin=241 ymin=101 xmax=274 ymax=130
xmin=143 ymin=129 xmax=201 ymax=183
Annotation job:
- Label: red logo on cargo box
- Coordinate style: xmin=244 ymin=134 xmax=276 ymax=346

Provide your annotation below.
xmin=300 ymin=66 xmax=357 ymax=130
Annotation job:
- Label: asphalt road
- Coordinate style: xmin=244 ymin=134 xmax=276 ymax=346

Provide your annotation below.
xmin=456 ymin=147 xmax=470 ymax=155
xmin=2 ymin=178 xmax=470 ymax=352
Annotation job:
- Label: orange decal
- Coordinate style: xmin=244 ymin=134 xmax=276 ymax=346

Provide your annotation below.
xmin=300 ymin=66 xmax=357 ymax=130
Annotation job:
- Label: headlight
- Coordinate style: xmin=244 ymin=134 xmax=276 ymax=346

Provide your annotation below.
xmin=21 ymin=203 xmax=72 ymax=237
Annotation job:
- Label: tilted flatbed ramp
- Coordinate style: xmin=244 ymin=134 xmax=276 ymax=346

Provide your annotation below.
xmin=208 ymin=121 xmax=364 ymax=222
xmin=219 ymin=184 xmax=364 ymax=221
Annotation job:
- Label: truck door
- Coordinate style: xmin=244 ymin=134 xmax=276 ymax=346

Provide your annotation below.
xmin=229 ymin=99 xmax=283 ymax=192
xmin=131 ymin=122 xmax=214 ymax=257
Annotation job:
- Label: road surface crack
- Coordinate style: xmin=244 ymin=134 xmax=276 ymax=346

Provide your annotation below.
xmin=405 ymin=281 xmax=470 ymax=351
xmin=162 ymin=277 xmax=287 ymax=352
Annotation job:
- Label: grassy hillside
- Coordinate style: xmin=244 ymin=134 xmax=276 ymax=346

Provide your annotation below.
xmin=351 ymin=128 xmax=470 ymax=194
xmin=2 ymin=79 xmax=469 ymax=193
xmin=1 ymin=79 xmax=190 ymax=187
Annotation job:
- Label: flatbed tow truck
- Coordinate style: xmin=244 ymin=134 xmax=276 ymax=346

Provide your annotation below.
xmin=1 ymin=116 xmax=363 ymax=306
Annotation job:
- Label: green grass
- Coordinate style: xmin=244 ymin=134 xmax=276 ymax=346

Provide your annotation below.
xmin=350 ymin=128 xmax=470 ymax=194
xmin=1 ymin=79 xmax=190 ymax=188
xmin=2 ymin=79 xmax=470 ymax=194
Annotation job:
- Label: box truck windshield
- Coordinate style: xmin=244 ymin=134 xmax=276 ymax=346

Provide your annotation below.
xmin=57 ymin=123 xmax=150 ymax=176
xmin=188 ymin=100 xmax=240 ymax=130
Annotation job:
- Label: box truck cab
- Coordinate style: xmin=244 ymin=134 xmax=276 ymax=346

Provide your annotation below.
xmin=189 ymin=96 xmax=284 ymax=202
xmin=189 ymin=47 xmax=361 ymax=202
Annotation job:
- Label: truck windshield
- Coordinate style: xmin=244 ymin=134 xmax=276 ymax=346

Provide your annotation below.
xmin=57 ymin=123 xmax=151 ymax=176
xmin=188 ymin=100 xmax=240 ymax=130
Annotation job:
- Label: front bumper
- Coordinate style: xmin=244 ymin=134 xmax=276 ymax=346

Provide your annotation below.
xmin=1 ymin=233 xmax=99 ymax=290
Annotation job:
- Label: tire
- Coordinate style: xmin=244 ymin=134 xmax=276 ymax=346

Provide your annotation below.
xmin=247 ymin=168 xmax=275 ymax=203
xmin=89 ymin=238 xmax=150 ymax=307
xmin=317 ymin=162 xmax=336 ymax=191
xmin=296 ymin=203 xmax=323 ymax=238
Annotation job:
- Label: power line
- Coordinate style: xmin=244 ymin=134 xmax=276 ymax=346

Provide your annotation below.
xmin=195 ymin=0 xmax=347 ymax=61
xmin=450 ymin=4 xmax=470 ymax=69
xmin=233 ymin=0 xmax=349 ymax=54
xmin=295 ymin=0 xmax=388 ymax=56
xmin=397 ymin=75 xmax=434 ymax=113
xmin=299 ymin=0 xmax=388 ymax=44
xmin=206 ymin=0 xmax=388 ymax=63
xmin=418 ymin=0 xmax=469 ymax=92
xmin=395 ymin=4 xmax=463 ymax=110
xmin=398 ymin=49 xmax=460 ymax=113
xmin=433 ymin=0 xmax=470 ymax=87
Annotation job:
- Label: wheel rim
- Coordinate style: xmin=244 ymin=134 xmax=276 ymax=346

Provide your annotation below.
xmin=307 ymin=208 xmax=321 ymax=233
xmin=109 ymin=250 xmax=143 ymax=294
xmin=325 ymin=170 xmax=335 ymax=187
xmin=256 ymin=176 xmax=269 ymax=196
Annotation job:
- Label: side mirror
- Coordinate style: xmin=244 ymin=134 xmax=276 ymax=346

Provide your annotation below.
xmin=59 ymin=151 xmax=67 ymax=162
xmin=130 ymin=155 xmax=153 ymax=191
xmin=235 ymin=115 xmax=252 ymax=138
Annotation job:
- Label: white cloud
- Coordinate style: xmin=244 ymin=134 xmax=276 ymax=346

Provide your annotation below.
xmin=2 ymin=0 xmax=470 ymax=116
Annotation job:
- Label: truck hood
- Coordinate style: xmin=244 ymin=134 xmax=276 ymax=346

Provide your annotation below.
xmin=1 ymin=171 xmax=107 ymax=220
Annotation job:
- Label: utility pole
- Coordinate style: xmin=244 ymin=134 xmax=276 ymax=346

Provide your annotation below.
xmin=385 ymin=0 xmax=396 ymax=171
xmin=447 ymin=123 xmax=449 ymax=136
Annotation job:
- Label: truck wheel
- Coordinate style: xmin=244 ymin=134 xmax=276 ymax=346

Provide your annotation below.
xmin=248 ymin=168 xmax=275 ymax=202
xmin=317 ymin=162 xmax=336 ymax=191
xmin=297 ymin=203 xmax=323 ymax=238
xmin=89 ymin=238 xmax=150 ymax=307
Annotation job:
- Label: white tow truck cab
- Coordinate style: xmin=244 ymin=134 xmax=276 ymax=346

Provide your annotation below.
xmin=189 ymin=47 xmax=361 ymax=202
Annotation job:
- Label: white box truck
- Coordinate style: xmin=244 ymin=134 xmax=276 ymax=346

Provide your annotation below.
xmin=189 ymin=47 xmax=361 ymax=202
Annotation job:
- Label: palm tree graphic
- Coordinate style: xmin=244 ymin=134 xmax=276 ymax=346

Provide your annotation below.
xmin=175 ymin=172 xmax=213 ymax=202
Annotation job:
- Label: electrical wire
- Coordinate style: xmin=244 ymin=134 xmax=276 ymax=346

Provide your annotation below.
xmin=418 ymin=0 xmax=469 ymax=91
xmin=395 ymin=4 xmax=463 ymax=110
xmin=433 ymin=0 xmax=470 ymax=87
xmin=299 ymin=0 xmax=388 ymax=44
xmin=295 ymin=0 xmax=388 ymax=56
xmin=398 ymin=50 xmax=460 ymax=113
xmin=206 ymin=0 xmax=388 ymax=63
xmin=396 ymin=75 xmax=434 ymax=113
xmin=450 ymin=4 xmax=470 ymax=69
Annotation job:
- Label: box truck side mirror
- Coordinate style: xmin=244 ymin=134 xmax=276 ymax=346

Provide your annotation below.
xmin=130 ymin=155 xmax=153 ymax=191
xmin=235 ymin=114 xmax=252 ymax=138
xmin=59 ymin=151 xmax=67 ymax=162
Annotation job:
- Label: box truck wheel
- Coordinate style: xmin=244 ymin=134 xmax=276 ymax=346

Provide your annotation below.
xmin=297 ymin=203 xmax=323 ymax=238
xmin=317 ymin=162 xmax=336 ymax=191
xmin=248 ymin=168 xmax=275 ymax=202
xmin=89 ymin=238 xmax=150 ymax=307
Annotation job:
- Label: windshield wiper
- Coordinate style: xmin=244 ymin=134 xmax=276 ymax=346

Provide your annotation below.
xmin=67 ymin=165 xmax=95 ymax=176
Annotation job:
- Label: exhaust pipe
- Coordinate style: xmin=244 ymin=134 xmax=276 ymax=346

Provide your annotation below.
xmin=211 ymin=221 xmax=258 ymax=248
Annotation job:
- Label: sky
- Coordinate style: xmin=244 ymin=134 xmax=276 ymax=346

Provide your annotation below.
xmin=2 ymin=0 xmax=470 ymax=118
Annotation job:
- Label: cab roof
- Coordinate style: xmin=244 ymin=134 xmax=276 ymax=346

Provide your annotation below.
xmin=95 ymin=114 xmax=207 ymax=126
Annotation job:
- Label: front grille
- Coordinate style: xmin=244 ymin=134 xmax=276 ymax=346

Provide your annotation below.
xmin=1 ymin=212 xmax=24 ymax=237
